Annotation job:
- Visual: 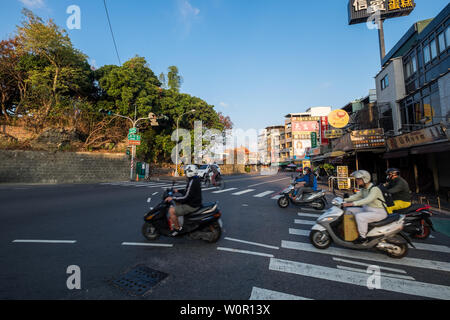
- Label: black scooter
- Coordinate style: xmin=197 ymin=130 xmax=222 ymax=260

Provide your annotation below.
xmin=394 ymin=204 xmax=435 ymax=240
xmin=142 ymin=187 xmax=223 ymax=243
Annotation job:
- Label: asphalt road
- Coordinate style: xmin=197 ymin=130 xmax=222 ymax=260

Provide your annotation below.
xmin=1 ymin=173 xmax=450 ymax=300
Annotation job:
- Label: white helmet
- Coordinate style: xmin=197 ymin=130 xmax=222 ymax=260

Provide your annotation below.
xmin=351 ymin=170 xmax=371 ymax=184
xmin=185 ymin=165 xmax=198 ymax=178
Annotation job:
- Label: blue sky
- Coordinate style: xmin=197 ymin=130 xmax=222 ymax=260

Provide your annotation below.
xmin=1 ymin=0 xmax=448 ymax=130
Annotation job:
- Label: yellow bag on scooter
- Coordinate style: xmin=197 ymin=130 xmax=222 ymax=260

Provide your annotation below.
xmin=344 ymin=213 xmax=359 ymax=241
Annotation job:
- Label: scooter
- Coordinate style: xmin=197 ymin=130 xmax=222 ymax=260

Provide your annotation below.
xmin=394 ymin=204 xmax=435 ymax=240
xmin=142 ymin=187 xmax=223 ymax=243
xmin=309 ymin=197 xmax=415 ymax=259
xmin=277 ymin=176 xmax=327 ymax=210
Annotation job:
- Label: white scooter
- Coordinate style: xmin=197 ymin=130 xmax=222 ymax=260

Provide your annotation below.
xmin=309 ymin=198 xmax=415 ymax=259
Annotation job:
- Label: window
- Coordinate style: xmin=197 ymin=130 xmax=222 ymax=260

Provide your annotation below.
xmin=412 ymin=56 xmax=417 ymax=73
xmin=423 ymin=44 xmax=431 ymax=64
xmin=381 ymin=74 xmax=389 ymax=90
xmin=438 ymin=32 xmax=446 ymax=53
xmin=430 ymin=39 xmax=437 ymax=59
xmin=446 ymin=26 xmax=450 ymax=48
xmin=405 ymin=61 xmax=411 ymax=78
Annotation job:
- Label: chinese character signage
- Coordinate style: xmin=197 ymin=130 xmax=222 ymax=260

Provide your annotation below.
xmin=386 ymin=125 xmax=447 ymax=151
xmin=311 ymin=132 xmax=318 ymax=148
xmin=348 ymin=0 xmax=415 ymax=25
xmin=320 ymin=116 xmax=329 ymax=145
xmin=292 ymin=121 xmax=319 ymax=134
xmin=324 ymin=129 xmax=345 ymax=139
xmin=350 ymin=128 xmax=385 ymax=149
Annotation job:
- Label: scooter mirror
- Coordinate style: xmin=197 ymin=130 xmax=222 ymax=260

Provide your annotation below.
xmin=343 ymin=193 xmax=349 ymax=199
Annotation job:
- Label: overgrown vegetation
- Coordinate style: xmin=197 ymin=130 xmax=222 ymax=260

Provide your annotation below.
xmin=0 ymin=9 xmax=232 ymax=163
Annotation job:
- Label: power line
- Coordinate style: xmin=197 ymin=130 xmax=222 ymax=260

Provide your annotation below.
xmin=103 ymin=0 xmax=121 ymax=65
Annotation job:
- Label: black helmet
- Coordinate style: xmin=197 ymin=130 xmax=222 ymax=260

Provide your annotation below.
xmin=386 ymin=168 xmax=400 ymax=175
xmin=304 ymin=167 xmax=312 ymax=173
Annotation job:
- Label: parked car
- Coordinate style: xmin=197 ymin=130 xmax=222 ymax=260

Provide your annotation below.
xmin=196 ymin=164 xmax=221 ymax=179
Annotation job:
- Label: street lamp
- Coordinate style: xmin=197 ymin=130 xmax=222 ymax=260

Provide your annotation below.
xmin=100 ymin=107 xmax=163 ymax=181
xmin=175 ymin=109 xmax=196 ymax=177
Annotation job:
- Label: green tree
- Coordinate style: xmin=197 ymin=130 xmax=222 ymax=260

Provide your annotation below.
xmin=167 ymin=66 xmax=183 ymax=93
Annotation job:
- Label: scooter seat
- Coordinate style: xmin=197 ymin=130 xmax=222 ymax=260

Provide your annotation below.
xmin=190 ymin=202 xmax=218 ymax=215
xmin=368 ymin=214 xmax=400 ymax=228
xmin=393 ymin=204 xmax=423 ymax=214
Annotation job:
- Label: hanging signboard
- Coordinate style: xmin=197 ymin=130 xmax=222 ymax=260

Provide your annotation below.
xmin=324 ymin=129 xmax=345 ymax=139
xmin=328 ymin=110 xmax=350 ymax=129
xmin=348 ymin=0 xmax=416 ymax=25
xmin=386 ymin=124 xmax=447 ymax=151
xmin=320 ymin=116 xmax=329 ymax=145
xmin=337 ymin=166 xmax=350 ymax=190
xmin=350 ymin=128 xmax=385 ymax=149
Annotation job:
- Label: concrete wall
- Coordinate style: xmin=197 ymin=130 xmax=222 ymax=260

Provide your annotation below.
xmin=0 ymin=150 xmax=130 ymax=184
xmin=375 ymin=57 xmax=406 ymax=135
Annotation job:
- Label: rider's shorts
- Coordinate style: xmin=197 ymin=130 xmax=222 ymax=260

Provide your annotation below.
xmin=174 ymin=204 xmax=200 ymax=217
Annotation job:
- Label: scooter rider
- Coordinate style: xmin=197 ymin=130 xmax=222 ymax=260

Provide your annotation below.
xmin=165 ymin=164 xmax=202 ymax=236
xmin=343 ymin=170 xmax=387 ymax=244
xmin=384 ymin=168 xmax=412 ymax=214
xmin=294 ymin=167 xmax=317 ymax=201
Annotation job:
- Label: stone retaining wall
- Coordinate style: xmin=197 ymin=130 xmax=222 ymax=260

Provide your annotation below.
xmin=0 ymin=150 xmax=130 ymax=184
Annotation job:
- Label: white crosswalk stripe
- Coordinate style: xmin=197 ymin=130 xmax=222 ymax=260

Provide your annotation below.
xmin=254 ymin=191 xmax=275 ymax=198
xmin=281 ymin=240 xmax=450 ymax=272
xmin=232 ymin=189 xmax=255 ymax=195
xmin=249 ymin=287 xmax=312 ymax=300
xmin=212 ymin=188 xmax=237 ymax=194
xmin=269 ymin=258 xmax=450 ymax=300
xmin=294 ymin=219 xmax=316 ymax=226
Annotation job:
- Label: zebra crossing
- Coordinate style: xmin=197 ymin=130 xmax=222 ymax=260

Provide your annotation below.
xmin=257 ymin=210 xmax=450 ymax=300
xmin=100 ymin=182 xmax=281 ymax=199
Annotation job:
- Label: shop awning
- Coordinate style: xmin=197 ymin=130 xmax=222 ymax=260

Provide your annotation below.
xmin=328 ymin=151 xmax=346 ymax=158
xmin=410 ymin=140 xmax=450 ymax=155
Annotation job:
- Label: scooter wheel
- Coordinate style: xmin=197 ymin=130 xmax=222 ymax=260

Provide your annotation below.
xmin=312 ymin=199 xmax=326 ymax=211
xmin=309 ymin=230 xmax=331 ymax=249
xmin=142 ymin=222 xmax=160 ymax=241
xmin=277 ymin=196 xmax=289 ymax=209
xmin=412 ymin=225 xmax=431 ymax=240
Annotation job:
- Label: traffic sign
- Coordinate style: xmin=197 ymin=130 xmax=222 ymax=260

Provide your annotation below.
xmin=129 ymin=128 xmax=137 ymax=134
xmin=128 ymin=134 xmax=141 ymax=141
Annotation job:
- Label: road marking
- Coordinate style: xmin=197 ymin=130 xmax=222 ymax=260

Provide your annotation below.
xmin=248 ymin=177 xmax=290 ymax=188
xmin=254 ymin=191 xmax=275 ymax=198
xmin=217 ymin=247 xmax=274 ymax=258
xmin=269 ymin=258 xmax=450 ymax=300
xmin=298 ymin=212 xmax=321 ymax=218
xmin=332 ymin=257 xmax=408 ymax=274
xmin=249 ymin=287 xmax=312 ymax=300
xmin=271 ymin=195 xmax=282 ymax=200
xmin=12 ymin=240 xmax=77 ymax=244
xmin=289 ymin=228 xmax=310 ymax=236
xmin=152 ymin=192 xmax=159 ymax=195
xmin=202 ymin=187 xmax=219 ymax=191
xmin=335 ymin=265 xmax=415 ymax=281
xmin=121 ymin=242 xmax=173 ymax=247
xmin=212 ymin=188 xmax=237 ymax=194
xmin=232 ymin=189 xmax=255 ymax=195
xmin=281 ymin=240 xmax=450 ymax=272
xmin=412 ymin=243 xmax=450 ymax=254
xmin=294 ymin=219 xmax=315 ymax=226
xmin=224 ymin=237 xmax=279 ymax=250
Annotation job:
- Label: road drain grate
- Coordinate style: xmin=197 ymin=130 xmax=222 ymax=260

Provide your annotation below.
xmin=111 ymin=265 xmax=168 ymax=296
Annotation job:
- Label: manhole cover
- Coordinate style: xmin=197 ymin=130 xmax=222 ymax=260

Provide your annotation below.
xmin=111 ymin=265 xmax=168 ymax=297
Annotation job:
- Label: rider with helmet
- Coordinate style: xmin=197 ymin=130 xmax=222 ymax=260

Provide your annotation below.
xmin=384 ymin=168 xmax=412 ymax=214
xmin=165 ymin=164 xmax=202 ymax=236
xmin=343 ymin=170 xmax=387 ymax=244
xmin=293 ymin=167 xmax=318 ymax=201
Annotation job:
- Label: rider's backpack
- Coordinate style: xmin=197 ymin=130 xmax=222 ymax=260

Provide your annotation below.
xmin=376 ymin=184 xmax=395 ymax=208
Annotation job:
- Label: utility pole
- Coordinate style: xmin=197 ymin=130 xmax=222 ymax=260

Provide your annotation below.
xmin=378 ymin=19 xmax=386 ymax=63
xmin=175 ymin=109 xmax=196 ymax=177
xmin=99 ymin=107 xmax=162 ymax=181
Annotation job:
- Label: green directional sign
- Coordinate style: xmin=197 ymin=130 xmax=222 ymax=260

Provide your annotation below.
xmin=129 ymin=128 xmax=137 ymax=134
xmin=128 ymin=134 xmax=141 ymax=141
xmin=311 ymin=132 xmax=318 ymax=148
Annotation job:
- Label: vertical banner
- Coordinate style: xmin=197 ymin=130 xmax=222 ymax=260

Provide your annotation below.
xmin=320 ymin=116 xmax=329 ymax=145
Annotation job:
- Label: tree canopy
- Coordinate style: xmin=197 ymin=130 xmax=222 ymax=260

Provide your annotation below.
xmin=0 ymin=9 xmax=232 ymax=164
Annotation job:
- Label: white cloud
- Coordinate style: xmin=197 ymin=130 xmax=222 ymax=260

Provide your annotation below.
xmin=219 ymin=102 xmax=228 ymax=108
xmin=18 ymin=0 xmax=45 ymax=8
xmin=177 ymin=0 xmax=200 ymax=34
